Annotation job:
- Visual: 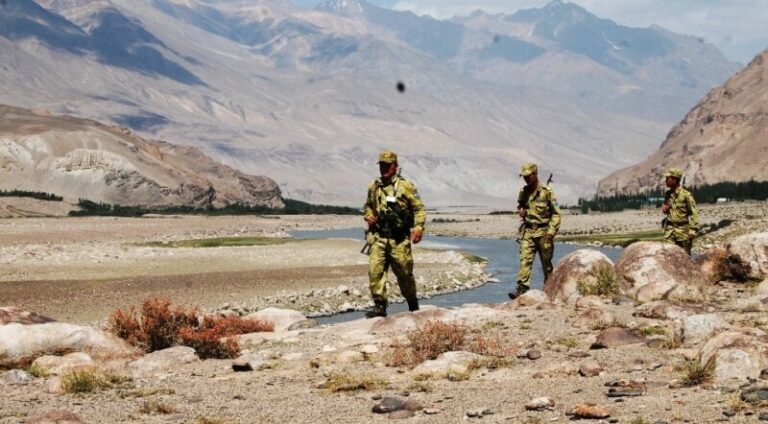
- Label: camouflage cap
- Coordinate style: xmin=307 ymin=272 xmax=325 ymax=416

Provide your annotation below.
xmin=664 ymin=167 xmax=683 ymax=179
xmin=519 ymin=162 xmax=538 ymax=177
xmin=378 ymin=150 xmax=398 ymax=164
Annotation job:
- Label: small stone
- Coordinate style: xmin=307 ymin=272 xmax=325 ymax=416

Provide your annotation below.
xmin=232 ymin=354 xmax=267 ymax=372
xmin=424 ymin=408 xmax=440 ymax=415
xmin=373 ymin=397 xmax=413 ymax=413
xmin=741 ymin=387 xmax=768 ymax=403
xmin=570 ymin=404 xmax=611 ymax=419
xmin=579 ymin=361 xmax=603 ymax=377
xmin=723 ymin=410 xmax=736 ymax=417
xmin=525 ymin=397 xmax=555 ymax=411
xmin=372 ymin=394 xmax=382 ymax=400
xmin=759 ymin=411 xmax=768 ymax=420
xmin=527 ymin=350 xmax=542 ymax=360
xmin=759 ymin=368 xmax=768 ymax=380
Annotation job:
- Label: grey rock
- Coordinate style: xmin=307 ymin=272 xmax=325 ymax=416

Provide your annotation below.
xmin=4 ymin=369 xmax=34 ymax=384
xmin=741 ymin=387 xmax=768 ymax=403
xmin=232 ymin=353 xmax=267 ymax=372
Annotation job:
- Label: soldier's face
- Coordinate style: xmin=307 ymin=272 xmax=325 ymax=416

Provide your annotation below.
xmin=379 ymin=162 xmax=397 ymax=179
xmin=665 ymin=176 xmax=679 ymax=188
xmin=523 ymin=172 xmax=538 ymax=186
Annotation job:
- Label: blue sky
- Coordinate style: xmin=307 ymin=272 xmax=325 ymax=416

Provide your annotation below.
xmin=293 ymin=0 xmax=768 ymax=64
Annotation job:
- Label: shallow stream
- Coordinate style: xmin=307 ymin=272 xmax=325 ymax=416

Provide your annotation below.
xmin=291 ymin=229 xmax=622 ymax=324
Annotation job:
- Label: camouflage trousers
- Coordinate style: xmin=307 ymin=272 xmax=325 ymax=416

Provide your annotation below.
xmin=368 ymin=234 xmax=417 ymax=303
xmin=516 ymin=228 xmax=554 ymax=289
xmin=664 ymin=225 xmax=695 ymax=255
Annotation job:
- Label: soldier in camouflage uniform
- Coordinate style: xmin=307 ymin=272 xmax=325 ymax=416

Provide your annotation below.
xmin=509 ymin=162 xmax=561 ymax=300
xmin=363 ymin=150 xmax=427 ymax=318
xmin=661 ymin=167 xmax=699 ymax=255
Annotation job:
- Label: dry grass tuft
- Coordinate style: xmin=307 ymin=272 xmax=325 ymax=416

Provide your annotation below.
xmin=638 ymin=326 xmax=667 ymax=336
xmin=25 ymin=363 xmax=49 ymax=378
xmin=577 ymin=263 xmax=619 ymax=296
xmin=386 ymin=321 xmax=468 ymax=368
xmin=407 ymin=381 xmax=434 ymax=393
xmin=60 ymin=368 xmax=132 ymax=394
xmin=139 ymin=400 xmax=176 ymax=415
xmin=680 ymin=357 xmax=716 ymax=387
xmin=110 ymin=297 xmax=272 ymax=359
xmin=386 ymin=320 xmax=518 ymax=370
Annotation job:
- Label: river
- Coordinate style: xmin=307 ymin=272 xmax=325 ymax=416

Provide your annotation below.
xmin=291 ymin=228 xmax=622 ymax=324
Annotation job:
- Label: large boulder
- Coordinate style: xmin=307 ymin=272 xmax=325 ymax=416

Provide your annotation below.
xmin=32 ymin=352 xmax=94 ymax=375
xmin=0 ymin=320 xmax=137 ymax=368
xmin=615 ymin=242 xmax=708 ymax=303
xmin=0 ymin=307 xmax=56 ymax=325
xmin=245 ymin=307 xmax=301 ymax=332
xmin=544 ymin=249 xmax=615 ymax=304
xmin=699 ymin=328 xmax=768 ymax=387
xmin=370 ymin=308 xmax=453 ymax=335
xmin=128 ymin=346 xmax=199 ymax=376
xmin=696 ymin=248 xmax=730 ymax=282
xmin=633 ymin=301 xmax=717 ymax=320
xmin=411 ymin=351 xmax=482 ymax=376
xmin=675 ymin=314 xmax=731 ymax=346
xmin=727 ymin=232 xmax=768 ymax=281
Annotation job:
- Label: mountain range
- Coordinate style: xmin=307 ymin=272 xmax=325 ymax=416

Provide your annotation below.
xmin=0 ymin=104 xmax=283 ymax=208
xmin=0 ymin=0 xmax=741 ymax=206
xmin=597 ymin=49 xmax=768 ymax=196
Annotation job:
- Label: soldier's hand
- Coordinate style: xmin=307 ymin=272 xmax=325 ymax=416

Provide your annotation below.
xmin=545 ymin=234 xmax=555 ymax=243
xmin=518 ymin=207 xmax=527 ymax=219
xmin=410 ymin=227 xmax=423 ymax=244
xmin=365 ymin=215 xmax=378 ymax=225
xmin=661 ymin=203 xmax=670 ymax=214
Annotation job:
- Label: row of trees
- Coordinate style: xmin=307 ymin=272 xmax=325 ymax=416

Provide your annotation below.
xmin=69 ymin=198 xmax=359 ymax=217
xmin=0 ymin=189 xmax=63 ymax=201
xmin=578 ymin=180 xmax=768 ymax=213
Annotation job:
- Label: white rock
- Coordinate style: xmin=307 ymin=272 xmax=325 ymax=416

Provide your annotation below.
xmin=128 ymin=346 xmax=198 ymax=376
xmin=246 ymin=307 xmax=305 ymax=332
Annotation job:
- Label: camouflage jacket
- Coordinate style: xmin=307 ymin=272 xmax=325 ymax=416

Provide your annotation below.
xmin=518 ymin=184 xmax=561 ymax=236
xmin=664 ymin=186 xmax=699 ymax=230
xmin=364 ymin=176 xmax=426 ymax=232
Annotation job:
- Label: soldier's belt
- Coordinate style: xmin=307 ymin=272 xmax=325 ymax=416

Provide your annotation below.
xmin=524 ymin=222 xmax=549 ymax=229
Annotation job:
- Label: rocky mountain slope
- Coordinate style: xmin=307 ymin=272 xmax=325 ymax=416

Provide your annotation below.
xmin=0 ymin=105 xmax=283 ymax=208
xmin=598 ymin=49 xmax=768 ymax=197
xmin=0 ymin=0 xmax=738 ymax=205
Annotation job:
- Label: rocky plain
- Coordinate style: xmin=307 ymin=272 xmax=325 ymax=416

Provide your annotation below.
xmin=1 ymin=201 xmax=768 ymax=423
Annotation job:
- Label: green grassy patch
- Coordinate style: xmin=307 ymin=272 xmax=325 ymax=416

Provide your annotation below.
xmin=141 ymin=236 xmax=296 ymax=248
xmin=558 ymin=230 xmax=664 ymax=247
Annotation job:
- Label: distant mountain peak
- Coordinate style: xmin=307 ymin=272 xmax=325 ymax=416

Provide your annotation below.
xmin=316 ymin=0 xmax=365 ymax=16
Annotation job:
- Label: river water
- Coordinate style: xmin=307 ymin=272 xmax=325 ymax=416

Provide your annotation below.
xmin=291 ymin=228 xmax=622 ymax=324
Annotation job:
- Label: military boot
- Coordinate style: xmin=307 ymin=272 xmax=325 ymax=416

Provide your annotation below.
xmin=365 ymin=300 xmax=388 ymax=318
xmin=507 ymin=285 xmax=529 ymax=300
xmin=406 ymin=298 xmax=420 ymax=312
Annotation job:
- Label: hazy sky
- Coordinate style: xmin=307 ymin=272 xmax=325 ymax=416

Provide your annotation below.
xmin=294 ymin=0 xmax=768 ymax=64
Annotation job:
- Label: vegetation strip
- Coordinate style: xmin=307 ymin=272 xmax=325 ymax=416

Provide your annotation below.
xmin=141 ymin=236 xmax=297 ymax=248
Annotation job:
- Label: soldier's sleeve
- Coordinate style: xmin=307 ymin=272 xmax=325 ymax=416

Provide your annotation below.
xmin=517 ymin=187 xmax=526 ymax=210
xmin=687 ymin=192 xmax=700 ymax=231
xmin=402 ymin=181 xmax=426 ymax=231
xmin=547 ymin=187 xmax=561 ymax=236
xmin=363 ymin=182 xmax=377 ymax=221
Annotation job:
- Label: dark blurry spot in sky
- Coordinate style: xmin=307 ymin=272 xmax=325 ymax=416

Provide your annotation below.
xmin=396 ymin=81 xmax=406 ymax=93
xmin=493 ymin=35 xmax=501 ymax=44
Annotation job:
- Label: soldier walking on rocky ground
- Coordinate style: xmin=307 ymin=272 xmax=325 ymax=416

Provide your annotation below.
xmin=362 ymin=150 xmax=426 ymax=318
xmin=661 ymin=167 xmax=699 ymax=255
xmin=509 ymin=162 xmax=561 ymax=300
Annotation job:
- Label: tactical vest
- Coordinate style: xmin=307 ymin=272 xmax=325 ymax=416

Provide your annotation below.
xmin=374 ymin=179 xmax=414 ymax=239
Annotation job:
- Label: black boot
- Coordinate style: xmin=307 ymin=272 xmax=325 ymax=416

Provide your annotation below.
xmin=507 ymin=285 xmax=529 ymax=300
xmin=365 ymin=300 xmax=388 ymax=318
xmin=407 ymin=298 xmax=420 ymax=312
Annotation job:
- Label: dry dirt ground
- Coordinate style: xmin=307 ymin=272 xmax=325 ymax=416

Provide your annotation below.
xmin=1 ymin=203 xmax=768 ymax=424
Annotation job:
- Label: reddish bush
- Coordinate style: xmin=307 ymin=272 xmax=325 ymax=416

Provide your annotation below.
xmin=109 ymin=297 xmax=272 ymax=359
xmin=179 ymin=316 xmax=274 ymax=359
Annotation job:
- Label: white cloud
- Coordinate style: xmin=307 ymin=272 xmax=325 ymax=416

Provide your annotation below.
xmin=388 ymin=0 xmax=768 ymax=63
